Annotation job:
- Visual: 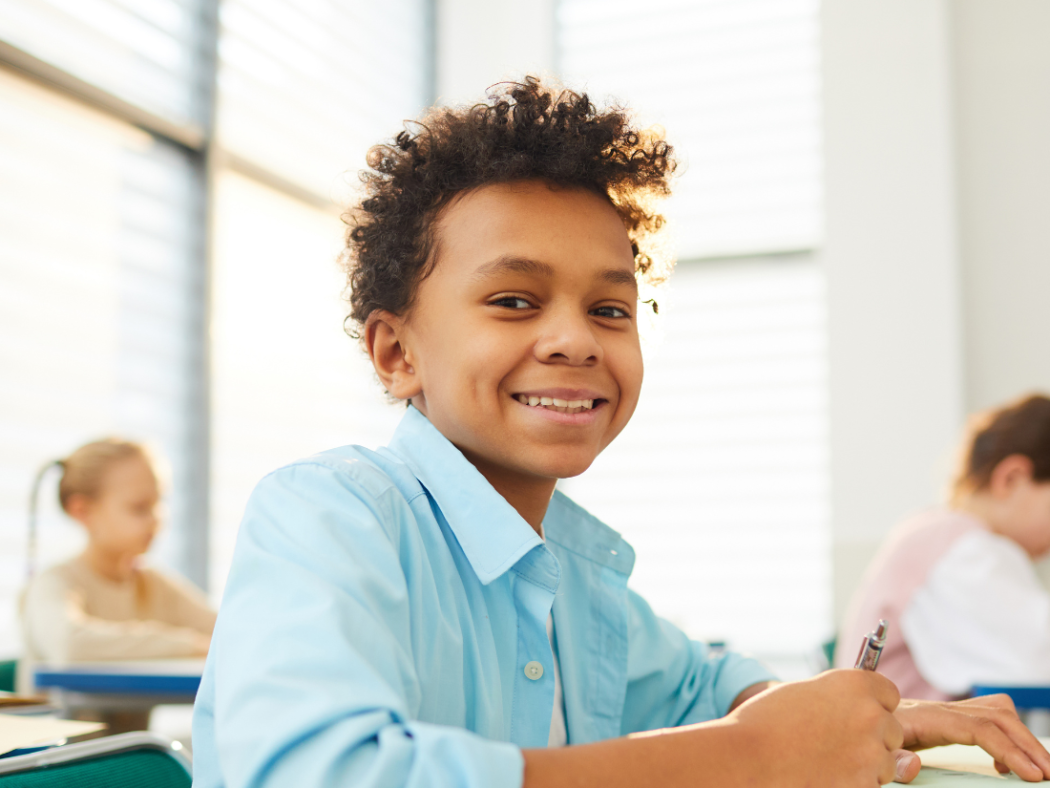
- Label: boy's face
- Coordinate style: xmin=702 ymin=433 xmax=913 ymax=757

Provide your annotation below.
xmin=398 ymin=179 xmax=644 ymax=484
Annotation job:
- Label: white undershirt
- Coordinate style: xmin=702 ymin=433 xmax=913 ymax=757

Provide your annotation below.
xmin=539 ymin=526 xmax=567 ymax=747
xmin=900 ymin=529 xmax=1050 ymax=695
xmin=547 ymin=613 xmax=567 ymax=747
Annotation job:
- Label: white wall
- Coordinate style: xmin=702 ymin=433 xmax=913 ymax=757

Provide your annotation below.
xmin=952 ymin=0 xmax=1050 ymax=413
xmin=435 ymin=0 xmax=556 ymax=105
xmin=821 ymin=0 xmax=965 ymax=623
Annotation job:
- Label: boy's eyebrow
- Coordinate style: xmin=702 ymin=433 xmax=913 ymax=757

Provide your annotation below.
xmin=471 ymin=254 xmax=638 ymax=289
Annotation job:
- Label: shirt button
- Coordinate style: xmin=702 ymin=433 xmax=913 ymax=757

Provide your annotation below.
xmin=524 ymin=661 xmax=544 ymax=680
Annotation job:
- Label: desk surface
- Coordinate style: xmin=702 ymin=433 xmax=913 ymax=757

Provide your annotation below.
xmin=912 ymin=738 xmax=1050 ymax=785
xmin=34 ymin=660 xmax=205 ymax=696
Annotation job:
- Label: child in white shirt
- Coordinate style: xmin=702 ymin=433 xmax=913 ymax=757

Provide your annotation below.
xmin=840 ymin=394 xmax=1050 ymax=698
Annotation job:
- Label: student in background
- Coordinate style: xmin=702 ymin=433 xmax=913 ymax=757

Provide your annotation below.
xmin=19 ymin=438 xmax=215 ymax=699
xmin=838 ymin=394 xmax=1050 ymax=699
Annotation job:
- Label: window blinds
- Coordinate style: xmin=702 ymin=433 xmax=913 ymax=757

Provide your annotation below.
xmin=560 ymin=257 xmax=831 ymax=655
xmin=0 ymin=70 xmax=204 ymax=652
xmin=208 ymin=172 xmax=403 ymax=595
xmin=0 ymin=0 xmax=213 ymax=126
xmin=557 ymin=0 xmax=822 ymax=259
xmin=216 ymin=0 xmax=431 ymax=201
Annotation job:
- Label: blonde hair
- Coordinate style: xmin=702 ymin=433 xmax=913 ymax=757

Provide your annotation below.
xmin=57 ymin=438 xmax=151 ymax=512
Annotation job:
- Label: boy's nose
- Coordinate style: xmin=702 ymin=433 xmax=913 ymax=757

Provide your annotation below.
xmin=534 ymin=314 xmax=603 ymax=366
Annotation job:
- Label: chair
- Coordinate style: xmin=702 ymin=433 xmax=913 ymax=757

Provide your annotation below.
xmin=0 ymin=732 xmax=190 ymax=788
xmin=972 ymin=686 xmax=1050 ymax=737
xmin=0 ymin=661 xmax=16 ymax=694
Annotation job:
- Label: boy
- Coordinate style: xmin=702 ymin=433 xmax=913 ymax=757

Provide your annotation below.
xmin=192 ymin=78 xmax=1050 ymax=787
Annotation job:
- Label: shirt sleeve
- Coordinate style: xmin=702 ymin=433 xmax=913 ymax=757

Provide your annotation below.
xmin=209 ymin=460 xmax=524 ymax=788
xmin=900 ymin=530 xmax=1050 ymax=695
xmin=22 ymin=571 xmax=211 ymax=662
xmin=620 ymin=588 xmax=777 ymax=734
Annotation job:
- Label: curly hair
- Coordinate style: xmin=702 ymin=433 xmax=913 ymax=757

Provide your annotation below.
xmin=341 ymin=76 xmax=676 ymax=334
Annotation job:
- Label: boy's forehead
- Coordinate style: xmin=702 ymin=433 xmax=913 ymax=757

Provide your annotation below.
xmin=434 ymin=180 xmax=636 ymax=274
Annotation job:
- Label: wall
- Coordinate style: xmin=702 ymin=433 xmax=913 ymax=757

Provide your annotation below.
xmin=821 ymin=0 xmax=965 ymax=624
xmin=952 ymin=0 xmax=1050 ymax=413
xmin=435 ymin=0 xmax=556 ymax=105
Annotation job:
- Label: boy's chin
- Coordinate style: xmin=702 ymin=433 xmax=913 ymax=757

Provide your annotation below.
xmin=531 ymin=451 xmax=598 ymax=481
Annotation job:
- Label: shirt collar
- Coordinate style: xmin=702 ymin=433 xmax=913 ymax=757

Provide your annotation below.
xmin=386 ymin=406 xmax=543 ymax=585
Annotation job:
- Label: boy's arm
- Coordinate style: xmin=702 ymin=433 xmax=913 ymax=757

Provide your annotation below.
xmin=207 ymin=461 xmax=523 ymax=788
xmin=525 ymin=675 xmax=1050 ymax=788
xmin=619 ymin=589 xmax=776 ymax=732
xmin=527 ymin=670 xmax=906 ymax=787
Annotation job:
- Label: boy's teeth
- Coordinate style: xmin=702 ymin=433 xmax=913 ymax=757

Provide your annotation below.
xmin=516 ymin=395 xmax=598 ymax=412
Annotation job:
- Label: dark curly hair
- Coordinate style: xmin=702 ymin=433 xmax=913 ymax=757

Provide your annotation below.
xmin=341 ymin=76 xmax=676 ymax=335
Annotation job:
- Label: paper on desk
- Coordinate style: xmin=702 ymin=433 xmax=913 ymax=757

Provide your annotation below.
xmin=907 ymin=738 xmax=1050 ymax=785
xmin=0 ymin=713 xmax=105 ymax=756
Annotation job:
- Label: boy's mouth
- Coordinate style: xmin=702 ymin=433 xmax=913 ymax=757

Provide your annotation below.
xmin=513 ymin=393 xmax=605 ymax=415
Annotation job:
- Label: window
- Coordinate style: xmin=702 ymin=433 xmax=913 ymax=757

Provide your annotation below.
xmin=0 ymin=69 xmax=204 ymax=651
xmin=0 ymin=0 xmax=430 ymax=655
xmin=558 ymin=0 xmax=822 ymax=259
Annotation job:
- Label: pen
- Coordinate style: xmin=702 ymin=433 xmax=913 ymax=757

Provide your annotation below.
xmin=854 ymin=619 xmax=888 ymax=671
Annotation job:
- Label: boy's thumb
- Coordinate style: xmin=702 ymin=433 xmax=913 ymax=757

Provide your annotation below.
xmin=893 ymin=749 xmax=921 ymax=784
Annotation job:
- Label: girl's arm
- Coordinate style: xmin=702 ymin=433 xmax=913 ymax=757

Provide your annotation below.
xmin=23 ymin=572 xmax=209 ymax=661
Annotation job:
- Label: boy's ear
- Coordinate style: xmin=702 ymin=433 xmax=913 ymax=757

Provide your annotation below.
xmin=989 ymin=454 xmax=1035 ymax=498
xmin=364 ymin=310 xmax=422 ymax=401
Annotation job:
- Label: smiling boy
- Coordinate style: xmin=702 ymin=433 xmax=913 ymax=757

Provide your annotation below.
xmin=191 ymin=78 xmax=1050 ymax=788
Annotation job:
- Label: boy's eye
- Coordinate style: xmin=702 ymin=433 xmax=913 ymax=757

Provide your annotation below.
xmin=591 ymin=305 xmax=630 ymax=319
xmin=490 ymin=296 xmax=533 ymax=309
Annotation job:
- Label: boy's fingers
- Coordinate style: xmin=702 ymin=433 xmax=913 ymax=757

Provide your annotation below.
xmin=893 ymin=749 xmax=921 ymax=784
xmin=955 ymin=717 xmax=1044 ymax=782
xmin=969 ymin=705 xmax=1050 ymax=778
xmin=879 ymin=750 xmax=901 ymax=786
xmin=861 ymin=671 xmax=901 ymax=713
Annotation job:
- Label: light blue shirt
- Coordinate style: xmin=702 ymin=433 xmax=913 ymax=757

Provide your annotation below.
xmin=192 ymin=406 xmax=775 ymax=788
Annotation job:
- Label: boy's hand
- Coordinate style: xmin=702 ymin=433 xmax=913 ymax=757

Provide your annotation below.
xmin=728 ymin=669 xmax=904 ymax=786
xmin=892 ymin=694 xmax=1050 ymax=782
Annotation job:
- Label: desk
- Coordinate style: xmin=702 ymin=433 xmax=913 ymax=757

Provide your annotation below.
xmin=34 ymin=660 xmax=204 ymax=714
xmin=911 ymin=738 xmax=1050 ymax=785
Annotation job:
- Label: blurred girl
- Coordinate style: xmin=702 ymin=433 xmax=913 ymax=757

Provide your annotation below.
xmin=838 ymin=394 xmax=1050 ymax=699
xmin=19 ymin=439 xmax=215 ymax=695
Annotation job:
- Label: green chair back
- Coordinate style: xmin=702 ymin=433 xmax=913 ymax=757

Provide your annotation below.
xmin=0 ymin=661 xmax=16 ymax=693
xmin=821 ymin=636 xmax=837 ymax=669
xmin=0 ymin=737 xmax=190 ymax=788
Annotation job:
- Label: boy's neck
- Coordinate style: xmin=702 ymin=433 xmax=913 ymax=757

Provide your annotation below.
xmin=460 ymin=449 xmax=557 ymax=535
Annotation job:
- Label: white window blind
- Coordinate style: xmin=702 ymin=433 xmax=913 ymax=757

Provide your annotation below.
xmin=209 ymin=171 xmax=402 ymax=595
xmin=0 ymin=0 xmax=212 ymax=126
xmin=216 ymin=0 xmax=430 ymax=201
xmin=0 ymin=70 xmax=205 ymax=655
xmin=557 ymin=0 xmax=822 ymax=259
xmin=560 ymin=257 xmax=831 ymax=656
